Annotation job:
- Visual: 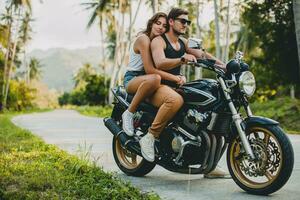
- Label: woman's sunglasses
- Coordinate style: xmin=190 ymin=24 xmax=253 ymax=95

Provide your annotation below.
xmin=175 ymin=18 xmax=191 ymax=26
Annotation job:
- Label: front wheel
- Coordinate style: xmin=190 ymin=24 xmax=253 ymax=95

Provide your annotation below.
xmin=227 ymin=125 xmax=294 ymax=195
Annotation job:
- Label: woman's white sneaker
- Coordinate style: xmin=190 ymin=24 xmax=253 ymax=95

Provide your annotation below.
xmin=122 ymin=110 xmax=134 ymax=136
xmin=139 ymin=133 xmax=155 ymax=162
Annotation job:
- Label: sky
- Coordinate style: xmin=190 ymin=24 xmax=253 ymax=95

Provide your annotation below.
xmin=1 ymin=0 xmax=215 ymax=51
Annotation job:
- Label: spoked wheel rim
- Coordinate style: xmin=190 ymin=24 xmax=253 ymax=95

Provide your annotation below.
xmin=115 ymin=137 xmax=143 ymax=169
xmin=230 ymin=127 xmax=283 ymax=189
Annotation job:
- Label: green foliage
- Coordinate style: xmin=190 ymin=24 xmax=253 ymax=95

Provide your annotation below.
xmin=28 ymin=57 xmax=43 ymax=81
xmin=59 ymin=73 xmax=110 ymax=106
xmin=6 ymin=80 xmax=36 ymax=111
xmin=76 ymin=105 xmax=112 ymax=118
xmin=0 ymin=113 xmax=160 ymax=200
xmin=106 ymin=23 xmax=116 ymax=60
xmin=241 ymin=0 xmax=300 ymax=87
xmin=252 ymin=87 xmax=277 ymax=103
xmin=84 ymin=74 xmax=110 ymax=106
xmin=251 ymin=97 xmax=300 ymax=133
xmin=73 ymin=63 xmax=95 ymax=88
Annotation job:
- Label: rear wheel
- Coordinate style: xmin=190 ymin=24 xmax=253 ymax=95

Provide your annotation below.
xmin=227 ymin=125 xmax=294 ymax=195
xmin=111 ymin=104 xmax=155 ymax=176
xmin=112 ymin=136 xmax=156 ymax=176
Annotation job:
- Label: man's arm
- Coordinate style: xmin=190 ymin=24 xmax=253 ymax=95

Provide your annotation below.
xmin=182 ymin=37 xmax=226 ymax=69
xmin=151 ymin=36 xmax=183 ymax=71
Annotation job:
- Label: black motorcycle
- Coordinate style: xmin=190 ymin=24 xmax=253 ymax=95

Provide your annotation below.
xmin=104 ymin=50 xmax=294 ymax=195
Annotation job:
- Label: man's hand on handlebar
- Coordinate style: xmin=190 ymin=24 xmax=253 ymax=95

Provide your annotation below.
xmin=181 ymin=53 xmax=197 ymax=63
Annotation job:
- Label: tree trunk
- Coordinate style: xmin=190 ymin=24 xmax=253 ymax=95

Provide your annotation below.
xmin=195 ymin=0 xmax=203 ymax=79
xmin=151 ymin=0 xmax=158 ymax=14
xmin=3 ymin=39 xmax=18 ymax=108
xmin=2 ymin=9 xmax=13 ymax=101
xmin=3 ymin=8 xmax=22 ymax=109
xmin=223 ymin=0 xmax=231 ymax=62
xmin=293 ymin=0 xmax=300 ymax=81
xmin=213 ymin=0 xmax=221 ymax=59
xmin=290 ymin=85 xmax=295 ymax=99
xmin=108 ymin=7 xmax=123 ymax=104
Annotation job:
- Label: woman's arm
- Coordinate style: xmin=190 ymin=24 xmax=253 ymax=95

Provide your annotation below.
xmin=136 ymin=35 xmax=181 ymax=83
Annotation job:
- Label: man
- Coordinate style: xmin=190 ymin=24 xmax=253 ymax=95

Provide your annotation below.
xmin=150 ymin=7 xmax=229 ymax=179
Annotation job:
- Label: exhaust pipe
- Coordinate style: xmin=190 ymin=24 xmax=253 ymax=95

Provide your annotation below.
xmin=103 ymin=117 xmax=141 ymax=155
xmin=103 ymin=117 xmax=129 ymax=145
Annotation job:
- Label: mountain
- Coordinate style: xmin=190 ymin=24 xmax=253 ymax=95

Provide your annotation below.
xmin=28 ymin=46 xmax=103 ymax=91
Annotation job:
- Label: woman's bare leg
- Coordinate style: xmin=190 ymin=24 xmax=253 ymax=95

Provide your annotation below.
xmin=126 ymin=74 xmax=161 ymax=112
xmin=122 ymin=74 xmax=161 ymax=136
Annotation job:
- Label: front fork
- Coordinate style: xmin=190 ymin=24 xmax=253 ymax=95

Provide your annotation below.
xmin=218 ymin=77 xmax=255 ymax=159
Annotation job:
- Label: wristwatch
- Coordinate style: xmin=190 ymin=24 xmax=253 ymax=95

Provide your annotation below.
xmin=180 ymin=56 xmax=185 ymax=63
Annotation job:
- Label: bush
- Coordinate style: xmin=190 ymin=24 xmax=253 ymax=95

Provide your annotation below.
xmin=251 ymin=97 xmax=300 ymax=133
xmin=58 ymin=74 xmax=110 ymax=106
xmin=84 ymin=75 xmax=109 ymax=106
xmin=7 ymin=80 xmax=36 ymax=111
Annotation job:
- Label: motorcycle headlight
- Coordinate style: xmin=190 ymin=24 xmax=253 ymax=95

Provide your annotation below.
xmin=239 ymin=71 xmax=256 ymax=97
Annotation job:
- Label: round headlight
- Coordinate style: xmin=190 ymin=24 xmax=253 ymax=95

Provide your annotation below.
xmin=239 ymin=71 xmax=256 ymax=96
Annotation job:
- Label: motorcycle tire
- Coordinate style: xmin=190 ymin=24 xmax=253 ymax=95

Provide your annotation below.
xmin=112 ymin=136 xmax=156 ymax=177
xmin=227 ymin=125 xmax=294 ymax=195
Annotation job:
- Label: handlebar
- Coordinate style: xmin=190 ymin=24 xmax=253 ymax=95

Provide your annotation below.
xmin=187 ymin=59 xmax=226 ymax=78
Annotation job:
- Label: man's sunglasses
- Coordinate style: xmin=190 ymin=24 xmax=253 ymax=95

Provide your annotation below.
xmin=175 ymin=18 xmax=191 ymax=26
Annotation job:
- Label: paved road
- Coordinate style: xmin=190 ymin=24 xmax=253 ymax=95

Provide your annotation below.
xmin=12 ymin=110 xmax=300 ymax=200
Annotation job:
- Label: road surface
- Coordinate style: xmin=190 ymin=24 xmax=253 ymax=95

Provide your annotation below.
xmin=12 ymin=110 xmax=300 ymax=200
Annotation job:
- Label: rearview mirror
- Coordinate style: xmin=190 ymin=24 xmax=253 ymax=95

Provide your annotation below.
xmin=188 ymin=38 xmax=202 ymax=49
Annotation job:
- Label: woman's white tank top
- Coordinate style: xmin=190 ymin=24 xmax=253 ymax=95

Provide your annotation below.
xmin=127 ymin=39 xmax=144 ymax=71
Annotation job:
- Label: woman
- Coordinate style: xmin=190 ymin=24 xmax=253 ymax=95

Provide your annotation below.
xmin=122 ymin=12 xmax=184 ymax=162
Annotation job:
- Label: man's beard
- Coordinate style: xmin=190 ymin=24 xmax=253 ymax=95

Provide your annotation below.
xmin=173 ymin=27 xmax=185 ymax=36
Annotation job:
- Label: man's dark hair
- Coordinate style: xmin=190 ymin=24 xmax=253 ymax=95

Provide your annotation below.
xmin=167 ymin=7 xmax=189 ymax=21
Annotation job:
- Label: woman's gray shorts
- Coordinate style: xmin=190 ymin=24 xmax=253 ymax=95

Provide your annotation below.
xmin=123 ymin=70 xmax=145 ymax=89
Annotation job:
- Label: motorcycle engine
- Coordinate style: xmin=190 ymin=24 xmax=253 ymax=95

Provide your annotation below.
xmin=183 ymin=109 xmax=211 ymax=132
xmin=160 ymin=127 xmax=205 ymax=166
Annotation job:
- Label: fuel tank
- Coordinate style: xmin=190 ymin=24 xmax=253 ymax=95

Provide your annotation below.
xmin=176 ymin=79 xmax=220 ymax=108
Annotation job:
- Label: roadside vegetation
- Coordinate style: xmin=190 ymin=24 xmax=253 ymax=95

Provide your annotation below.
xmin=75 ymin=105 xmax=112 ymax=118
xmin=251 ymin=97 xmax=300 ymax=134
xmin=75 ymin=97 xmax=300 ymax=134
xmin=0 ymin=113 xmax=159 ymax=200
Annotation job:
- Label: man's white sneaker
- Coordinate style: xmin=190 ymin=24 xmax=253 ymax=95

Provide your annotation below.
xmin=139 ymin=133 xmax=155 ymax=162
xmin=122 ymin=110 xmax=134 ymax=136
xmin=204 ymin=166 xmax=231 ymax=179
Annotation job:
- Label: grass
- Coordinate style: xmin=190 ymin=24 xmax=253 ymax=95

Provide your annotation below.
xmin=74 ymin=97 xmax=300 ymax=134
xmin=64 ymin=105 xmax=112 ymax=118
xmin=0 ymin=113 xmax=159 ymax=200
xmin=251 ymin=97 xmax=300 ymax=134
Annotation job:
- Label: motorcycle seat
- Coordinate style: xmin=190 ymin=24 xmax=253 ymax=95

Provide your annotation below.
xmin=116 ymin=86 xmax=158 ymax=113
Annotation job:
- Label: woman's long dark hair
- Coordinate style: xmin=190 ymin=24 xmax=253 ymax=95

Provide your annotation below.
xmin=142 ymin=12 xmax=167 ymax=37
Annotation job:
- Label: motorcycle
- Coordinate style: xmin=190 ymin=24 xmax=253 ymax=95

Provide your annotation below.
xmin=103 ymin=42 xmax=294 ymax=195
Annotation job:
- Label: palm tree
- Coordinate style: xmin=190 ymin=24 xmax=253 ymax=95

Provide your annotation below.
xmin=293 ymin=0 xmax=300 ymax=83
xmin=1 ymin=7 xmax=13 ymax=100
xmin=83 ymin=0 xmax=138 ymax=103
xmin=1 ymin=0 xmax=32 ymax=109
xmin=223 ymin=0 xmax=231 ymax=62
xmin=213 ymin=0 xmax=221 ymax=59
xmin=195 ymin=0 xmax=204 ymax=79
xmin=28 ymin=57 xmax=42 ymax=82
xmin=73 ymin=63 xmax=95 ymax=88
xmin=146 ymin=0 xmax=163 ymax=14
xmin=18 ymin=11 xmax=33 ymax=83
xmin=0 ymin=24 xmax=9 ymax=49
